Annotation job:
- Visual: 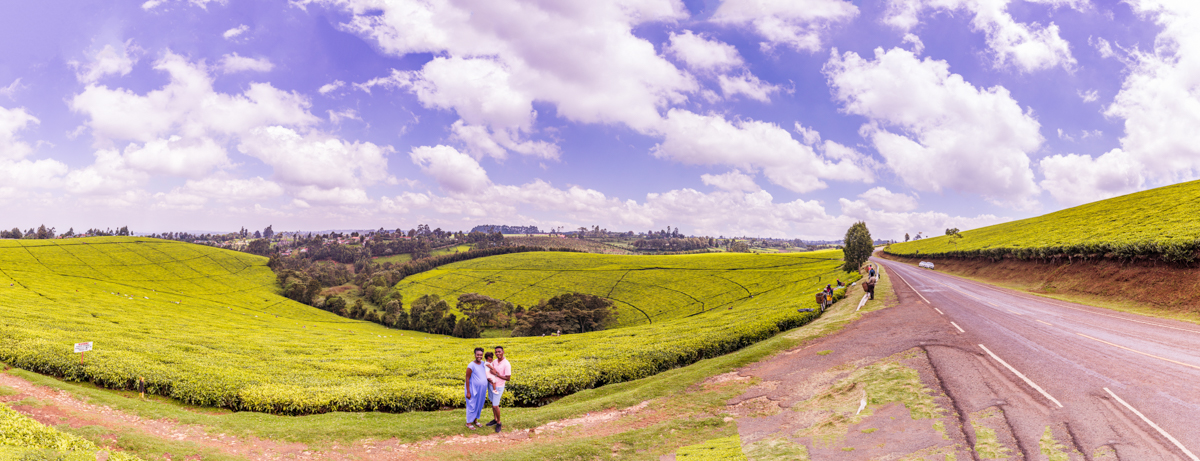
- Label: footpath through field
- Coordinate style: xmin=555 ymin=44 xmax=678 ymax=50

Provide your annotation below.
xmin=876 ymin=256 xmax=1200 ymax=460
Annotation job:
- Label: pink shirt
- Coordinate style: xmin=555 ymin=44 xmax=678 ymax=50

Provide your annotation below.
xmin=489 ymin=358 xmax=511 ymax=388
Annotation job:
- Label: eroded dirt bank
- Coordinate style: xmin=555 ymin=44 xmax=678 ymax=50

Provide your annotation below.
xmin=882 ymin=253 xmax=1200 ymax=314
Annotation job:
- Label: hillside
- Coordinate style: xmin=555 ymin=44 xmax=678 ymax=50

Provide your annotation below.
xmin=0 ymin=238 xmax=854 ymax=415
xmin=886 ymin=179 xmax=1200 ymax=262
xmin=395 ymin=251 xmax=851 ymax=327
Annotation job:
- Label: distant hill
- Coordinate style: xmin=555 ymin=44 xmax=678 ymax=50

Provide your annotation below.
xmin=471 ymin=224 xmax=541 ymax=234
xmin=886 ymin=180 xmax=1200 ymax=262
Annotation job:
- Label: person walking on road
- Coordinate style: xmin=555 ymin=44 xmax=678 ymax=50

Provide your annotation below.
xmin=484 ymin=346 xmax=512 ymax=433
xmin=464 ymin=347 xmax=489 ymax=429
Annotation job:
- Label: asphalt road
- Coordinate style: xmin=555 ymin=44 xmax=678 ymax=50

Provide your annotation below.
xmin=876 ymin=257 xmax=1200 ymax=461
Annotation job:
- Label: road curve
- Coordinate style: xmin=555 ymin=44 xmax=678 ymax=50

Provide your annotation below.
xmin=875 ymin=256 xmax=1200 ymax=461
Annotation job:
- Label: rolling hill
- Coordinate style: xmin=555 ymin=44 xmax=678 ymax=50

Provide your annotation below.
xmin=885 ymin=179 xmax=1200 ymax=262
xmin=0 ymin=238 xmax=855 ymax=414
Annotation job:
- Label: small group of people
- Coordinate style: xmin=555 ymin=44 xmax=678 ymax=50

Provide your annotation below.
xmin=863 ymin=264 xmax=878 ymax=300
xmin=465 ymin=346 xmax=512 ymax=433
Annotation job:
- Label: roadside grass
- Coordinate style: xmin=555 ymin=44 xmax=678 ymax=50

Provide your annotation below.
xmin=1039 ymin=426 xmax=1071 ymax=461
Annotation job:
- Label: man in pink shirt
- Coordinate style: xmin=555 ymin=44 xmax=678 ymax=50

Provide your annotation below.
xmin=484 ymin=345 xmax=512 ymax=433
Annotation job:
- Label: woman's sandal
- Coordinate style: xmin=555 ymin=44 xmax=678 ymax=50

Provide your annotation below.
xmin=466 ymin=423 xmax=478 ymax=430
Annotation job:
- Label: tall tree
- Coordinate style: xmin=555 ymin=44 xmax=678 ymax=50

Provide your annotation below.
xmin=842 ymin=221 xmax=874 ymax=272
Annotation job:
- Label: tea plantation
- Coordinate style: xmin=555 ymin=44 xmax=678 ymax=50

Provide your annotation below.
xmin=0 ymin=238 xmax=853 ymax=415
xmin=886 ymin=179 xmax=1200 ymax=262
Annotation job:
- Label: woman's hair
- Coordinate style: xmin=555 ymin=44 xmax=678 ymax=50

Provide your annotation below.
xmin=474 ymin=347 xmax=485 ymax=354
xmin=485 ymin=352 xmax=494 ymax=360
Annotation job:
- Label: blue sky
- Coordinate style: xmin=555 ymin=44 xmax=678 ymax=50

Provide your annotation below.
xmin=0 ymin=0 xmax=1194 ymax=239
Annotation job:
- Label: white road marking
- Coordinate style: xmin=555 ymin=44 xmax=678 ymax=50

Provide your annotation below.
xmin=890 ymin=268 xmax=930 ymax=304
xmin=1008 ymin=310 xmax=1022 ymax=316
xmin=1104 ymin=387 xmax=1199 ymax=461
xmin=1077 ymin=333 xmax=1200 ymax=371
xmin=934 ymin=307 xmax=944 ymax=315
xmin=979 ymin=344 xmax=1063 ymax=408
xmin=1036 ymin=319 xmax=1053 ymax=326
xmin=950 ymin=322 xmax=965 ymax=333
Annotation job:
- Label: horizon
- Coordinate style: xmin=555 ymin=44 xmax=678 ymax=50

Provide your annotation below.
xmin=2 ymin=1 xmax=1197 ymax=240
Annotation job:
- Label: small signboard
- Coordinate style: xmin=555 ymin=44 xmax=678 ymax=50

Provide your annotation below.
xmin=74 ymin=341 xmax=92 ymax=353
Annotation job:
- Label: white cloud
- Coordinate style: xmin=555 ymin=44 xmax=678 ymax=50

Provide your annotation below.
xmin=143 ymin=0 xmax=225 ymax=10
xmin=1103 ymin=0 xmax=1200 ymax=185
xmin=0 ymin=105 xmax=38 ymax=160
xmin=219 ymin=53 xmax=274 ymax=73
xmin=884 ymin=0 xmax=1076 ymax=72
xmin=665 ymin=31 xmax=744 ymax=72
xmin=711 ymin=0 xmax=859 ymax=52
xmin=328 ymin=0 xmax=696 ymax=134
xmin=0 ymin=79 xmax=21 ymax=100
xmin=902 ymin=33 xmax=925 ymax=55
xmin=1090 ymin=35 xmax=1116 ymax=58
xmin=318 ymin=80 xmax=345 ymax=95
xmin=223 ymin=24 xmax=249 ymax=40
xmin=71 ymin=51 xmax=315 ymax=143
xmin=328 ymin=109 xmax=361 ymax=124
xmin=826 ymin=47 xmax=1042 ymax=209
xmin=701 ymin=170 xmax=761 ymax=192
xmin=652 ymin=109 xmax=873 ymax=193
xmin=717 ymin=73 xmax=780 ymax=102
xmin=794 ymin=123 xmax=822 ymax=145
xmin=152 ymin=189 xmax=208 ymax=211
xmin=294 ymin=185 xmax=371 ymax=206
xmin=64 ymin=149 xmax=147 ymax=195
xmin=858 ymin=186 xmax=918 ymax=212
xmin=120 ymin=135 xmax=229 ymax=177
xmin=237 ymin=126 xmax=392 ymax=190
xmin=449 ymin=121 xmax=559 ymax=161
xmin=1078 ymin=89 xmax=1099 ymax=102
xmin=183 ymin=176 xmax=284 ymax=201
xmin=409 ymin=145 xmax=492 ymax=194
xmin=837 ymin=197 xmax=1006 ymax=240
xmin=1039 ymin=149 xmax=1142 ymax=206
xmin=70 ymin=41 xmax=140 ymax=84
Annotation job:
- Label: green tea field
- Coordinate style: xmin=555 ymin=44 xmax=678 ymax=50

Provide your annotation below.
xmin=886 ymin=179 xmax=1200 ymax=261
xmin=0 ymin=238 xmax=852 ymax=415
xmin=394 ymin=251 xmax=848 ymax=327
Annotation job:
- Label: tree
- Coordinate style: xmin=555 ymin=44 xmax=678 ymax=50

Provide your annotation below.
xmin=254 ymin=230 xmax=262 ymax=239
xmin=246 ymin=239 xmax=271 ymax=256
xmin=904 ymin=233 xmax=910 ymax=242
xmin=512 ymin=293 xmax=614 ymax=336
xmin=842 ymin=221 xmax=874 ymax=273
xmin=945 ymin=228 xmax=960 ymax=236
xmin=452 ymin=317 xmax=480 ymax=338
xmin=263 ymin=225 xmax=274 ymax=239
xmin=729 ymin=241 xmax=751 ymax=253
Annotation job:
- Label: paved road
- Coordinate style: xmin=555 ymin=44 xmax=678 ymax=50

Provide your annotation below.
xmin=876 ymin=257 xmax=1200 ymax=460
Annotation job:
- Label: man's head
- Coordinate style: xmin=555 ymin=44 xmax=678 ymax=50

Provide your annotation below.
xmin=494 ymin=346 xmax=505 ymax=361
xmin=474 ymin=347 xmax=484 ymax=361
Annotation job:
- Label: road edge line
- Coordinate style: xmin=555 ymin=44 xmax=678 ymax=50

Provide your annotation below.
xmin=1104 ymin=387 xmax=1199 ymax=461
xmin=886 ymin=264 xmax=930 ymax=304
xmin=978 ymin=344 xmax=1063 ymax=408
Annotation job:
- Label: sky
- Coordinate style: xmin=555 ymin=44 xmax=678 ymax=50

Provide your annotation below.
xmin=0 ymin=0 xmax=1195 ymax=240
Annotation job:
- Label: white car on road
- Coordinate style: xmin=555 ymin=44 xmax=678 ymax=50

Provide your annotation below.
xmin=919 ymin=261 xmax=935 ymax=269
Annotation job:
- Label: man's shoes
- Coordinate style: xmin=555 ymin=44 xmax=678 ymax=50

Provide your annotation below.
xmin=495 ymin=422 xmax=502 ymax=433
xmin=485 ymin=420 xmax=498 ymax=427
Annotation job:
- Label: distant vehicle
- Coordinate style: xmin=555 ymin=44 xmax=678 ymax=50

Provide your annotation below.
xmin=919 ymin=261 xmax=935 ymax=269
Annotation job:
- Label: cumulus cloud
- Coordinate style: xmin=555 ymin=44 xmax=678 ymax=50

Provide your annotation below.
xmin=328 ymin=0 xmax=696 ymax=134
xmin=142 ymin=0 xmax=225 ymax=10
xmin=701 ymin=170 xmax=761 ymax=192
xmin=902 ymin=33 xmax=925 ymax=54
xmin=238 ymin=126 xmax=392 ymax=200
xmin=223 ymin=24 xmax=249 ymax=40
xmin=183 ymin=176 xmax=284 ymax=201
xmin=0 ymin=79 xmax=22 ymax=100
xmin=70 ymin=41 xmax=140 ymax=84
xmin=219 ymin=53 xmax=274 ymax=73
xmin=1078 ymin=89 xmax=1099 ymax=103
xmin=837 ymin=197 xmax=1007 ymax=240
xmin=884 ymin=0 xmax=1077 ymax=72
xmin=717 ymin=73 xmax=781 ymax=102
xmin=711 ymin=0 xmax=859 ymax=52
xmin=119 ymin=135 xmax=229 ymax=177
xmin=409 ymin=145 xmax=492 ymax=194
xmin=858 ymin=186 xmax=918 ymax=212
xmin=652 ymin=109 xmax=873 ymax=193
xmin=1103 ymin=0 xmax=1200 ymax=185
xmin=0 ymin=106 xmax=39 ymax=160
xmin=1039 ymin=149 xmax=1142 ymax=206
xmin=826 ymin=47 xmax=1042 ymax=209
xmin=665 ymin=31 xmax=744 ymax=72
xmin=0 ymin=107 xmax=68 ymax=193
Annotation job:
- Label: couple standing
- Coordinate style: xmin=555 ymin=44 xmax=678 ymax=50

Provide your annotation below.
xmin=465 ymin=345 xmax=511 ymax=432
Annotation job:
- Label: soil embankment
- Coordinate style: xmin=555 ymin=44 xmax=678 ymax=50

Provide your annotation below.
xmin=882 ymin=253 xmax=1200 ymax=314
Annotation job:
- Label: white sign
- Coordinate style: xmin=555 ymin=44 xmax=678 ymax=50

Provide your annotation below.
xmin=74 ymin=342 xmax=92 ymax=353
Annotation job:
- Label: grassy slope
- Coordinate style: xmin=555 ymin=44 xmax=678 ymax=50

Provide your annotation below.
xmin=1 ymin=265 xmax=888 ymax=460
xmin=394 ymin=250 xmax=850 ymax=327
xmin=887 ymin=179 xmax=1200 ymax=257
xmin=0 ymin=238 xmax=854 ymax=415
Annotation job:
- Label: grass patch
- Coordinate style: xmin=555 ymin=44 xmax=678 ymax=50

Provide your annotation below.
xmin=970 ymin=407 xmax=1011 ymax=460
xmin=1039 ymin=426 xmax=1070 ymax=461
xmin=816 ymin=350 xmax=832 ymax=356
xmin=743 ymin=437 xmax=810 ymax=460
xmin=675 ymin=434 xmax=747 ymax=460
